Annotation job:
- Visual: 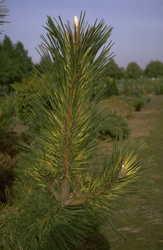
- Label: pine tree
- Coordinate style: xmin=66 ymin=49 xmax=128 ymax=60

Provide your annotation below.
xmin=0 ymin=12 xmax=154 ymax=250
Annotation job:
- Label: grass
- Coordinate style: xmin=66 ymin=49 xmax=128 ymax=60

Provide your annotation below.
xmin=100 ymin=95 xmax=163 ymax=249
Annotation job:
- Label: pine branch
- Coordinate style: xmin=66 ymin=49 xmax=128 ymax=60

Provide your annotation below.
xmin=61 ymin=165 xmax=125 ymax=206
xmin=66 ymin=173 xmax=120 ymax=206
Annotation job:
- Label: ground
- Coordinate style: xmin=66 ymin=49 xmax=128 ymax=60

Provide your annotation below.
xmin=101 ymin=95 xmax=163 ymax=250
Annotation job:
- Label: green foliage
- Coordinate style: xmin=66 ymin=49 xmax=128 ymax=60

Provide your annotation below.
xmin=11 ymin=76 xmax=43 ymax=122
xmin=118 ymin=80 xmax=144 ymax=96
xmin=105 ymin=60 xmax=123 ymax=79
xmin=0 ymin=129 xmax=19 ymax=204
xmin=101 ymin=96 xmax=133 ymax=118
xmin=0 ymin=95 xmax=16 ymax=204
xmin=0 ymin=35 xmax=33 ymax=92
xmin=0 ymin=48 xmax=11 ymax=84
xmin=34 ymin=55 xmax=51 ymax=74
xmin=92 ymin=77 xmax=119 ymax=101
xmin=128 ymin=96 xmax=145 ymax=111
xmin=118 ymin=78 xmax=155 ymax=96
xmin=98 ymin=109 xmax=130 ymax=140
xmin=0 ymin=13 xmax=154 ymax=250
xmin=154 ymin=80 xmax=163 ymax=95
xmin=0 ymin=96 xmax=14 ymax=137
xmin=144 ymin=60 xmax=163 ymax=78
xmin=117 ymin=78 xmax=153 ymax=111
xmin=125 ymin=62 xmax=142 ymax=79
xmin=103 ymin=77 xmax=119 ymax=98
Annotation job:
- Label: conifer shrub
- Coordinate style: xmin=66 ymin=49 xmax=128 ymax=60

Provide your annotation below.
xmin=103 ymin=77 xmax=119 ymax=99
xmin=101 ymin=96 xmax=133 ymax=119
xmin=142 ymin=94 xmax=151 ymax=103
xmin=0 ymin=96 xmax=14 ymax=137
xmin=154 ymin=80 xmax=163 ymax=95
xmin=91 ymin=77 xmax=119 ymax=101
xmin=128 ymin=96 xmax=145 ymax=111
xmin=0 ymin=133 xmax=18 ymax=203
xmin=118 ymin=80 xmax=140 ymax=96
xmin=98 ymin=109 xmax=130 ymax=140
xmin=118 ymin=79 xmax=154 ymax=96
xmin=0 ymin=96 xmax=18 ymax=204
xmin=11 ymin=76 xmax=44 ymax=122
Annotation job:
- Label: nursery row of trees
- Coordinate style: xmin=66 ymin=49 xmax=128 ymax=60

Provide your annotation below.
xmin=0 ymin=34 xmax=163 ymax=93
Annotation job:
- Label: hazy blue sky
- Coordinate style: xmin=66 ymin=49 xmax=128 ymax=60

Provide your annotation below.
xmin=1 ymin=0 xmax=163 ymax=69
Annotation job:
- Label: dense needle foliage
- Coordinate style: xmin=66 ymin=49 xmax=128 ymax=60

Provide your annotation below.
xmin=0 ymin=12 xmax=154 ymax=250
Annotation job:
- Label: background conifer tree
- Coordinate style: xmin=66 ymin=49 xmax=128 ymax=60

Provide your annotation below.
xmin=0 ymin=36 xmax=33 ymax=92
xmin=0 ymin=12 xmax=154 ymax=250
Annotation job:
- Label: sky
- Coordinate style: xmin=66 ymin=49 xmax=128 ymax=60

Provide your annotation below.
xmin=1 ymin=0 xmax=163 ymax=69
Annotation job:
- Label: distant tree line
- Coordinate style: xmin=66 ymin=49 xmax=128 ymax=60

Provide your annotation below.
xmin=124 ymin=61 xmax=163 ymax=79
xmin=0 ymin=35 xmax=163 ymax=94
xmin=104 ymin=60 xmax=163 ymax=80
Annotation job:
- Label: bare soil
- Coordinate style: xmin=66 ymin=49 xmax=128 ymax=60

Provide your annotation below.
xmin=127 ymin=94 xmax=155 ymax=138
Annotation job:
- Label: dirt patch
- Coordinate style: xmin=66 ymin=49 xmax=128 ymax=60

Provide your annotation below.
xmin=128 ymin=105 xmax=153 ymax=138
xmin=127 ymin=95 xmax=163 ymax=139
